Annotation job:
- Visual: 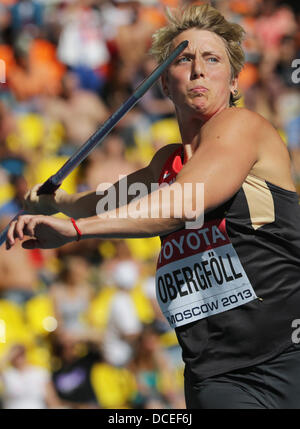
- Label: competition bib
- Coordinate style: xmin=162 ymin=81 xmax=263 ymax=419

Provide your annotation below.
xmin=156 ymin=219 xmax=257 ymax=328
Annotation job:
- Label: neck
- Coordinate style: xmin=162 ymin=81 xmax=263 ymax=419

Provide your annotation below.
xmin=67 ymin=279 xmax=78 ymax=287
xmin=15 ymin=363 xmax=27 ymax=371
xmin=178 ymin=114 xmax=205 ymax=160
xmin=177 ymin=105 xmax=229 ymax=157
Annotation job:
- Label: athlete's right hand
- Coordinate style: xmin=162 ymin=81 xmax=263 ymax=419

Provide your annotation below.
xmin=23 ymin=184 xmax=69 ymax=216
xmin=6 ymin=214 xmax=77 ymax=250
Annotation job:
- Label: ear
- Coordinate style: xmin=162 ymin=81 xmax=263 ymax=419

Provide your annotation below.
xmin=230 ymin=77 xmax=238 ymax=95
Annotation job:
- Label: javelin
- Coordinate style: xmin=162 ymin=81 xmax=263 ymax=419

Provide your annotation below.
xmin=0 ymin=40 xmax=188 ymax=247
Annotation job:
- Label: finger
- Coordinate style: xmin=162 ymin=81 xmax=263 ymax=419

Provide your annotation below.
xmin=23 ymin=185 xmax=38 ymax=200
xmin=6 ymin=215 xmax=37 ymax=247
xmin=6 ymin=220 xmax=17 ymax=248
xmin=23 ymin=194 xmax=36 ymax=213
xmin=27 ymin=184 xmax=41 ymax=197
xmin=15 ymin=216 xmax=29 ymax=240
xmin=31 ymin=184 xmax=43 ymax=199
xmin=24 ymin=184 xmax=41 ymax=205
xmin=25 ymin=215 xmax=48 ymax=239
xmin=26 ymin=217 xmax=40 ymax=238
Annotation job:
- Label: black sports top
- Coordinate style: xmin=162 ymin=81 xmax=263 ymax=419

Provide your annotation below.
xmin=156 ymin=147 xmax=300 ymax=381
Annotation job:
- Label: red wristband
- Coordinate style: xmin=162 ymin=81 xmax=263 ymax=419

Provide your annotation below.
xmin=70 ymin=218 xmax=82 ymax=241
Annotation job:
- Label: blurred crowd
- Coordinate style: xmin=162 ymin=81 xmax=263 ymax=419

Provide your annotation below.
xmin=0 ymin=0 xmax=299 ymax=409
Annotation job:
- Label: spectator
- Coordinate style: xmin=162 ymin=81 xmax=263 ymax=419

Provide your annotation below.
xmin=50 ymin=332 xmax=100 ymax=408
xmin=41 ymin=70 xmax=109 ymax=149
xmin=0 ymin=101 xmax=18 ymax=160
xmin=82 ymin=130 xmax=137 ymax=191
xmin=7 ymin=34 xmax=65 ymax=101
xmin=0 ymin=343 xmax=61 ymax=409
xmin=255 ymin=0 xmax=297 ymax=55
xmin=129 ymin=323 xmax=185 ymax=409
xmin=0 ymin=216 xmax=40 ymax=305
xmin=0 ymin=175 xmax=28 ymax=217
xmin=50 ymin=255 xmax=98 ymax=343
xmin=131 ymin=55 xmax=176 ymax=123
xmin=102 ymin=260 xmax=142 ymax=367
xmin=275 ymin=34 xmax=300 ymax=88
xmin=57 ymin=0 xmax=110 ymax=89
xmin=10 ymin=0 xmax=44 ymax=33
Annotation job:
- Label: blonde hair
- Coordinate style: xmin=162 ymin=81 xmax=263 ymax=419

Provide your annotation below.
xmin=150 ymin=4 xmax=245 ymax=105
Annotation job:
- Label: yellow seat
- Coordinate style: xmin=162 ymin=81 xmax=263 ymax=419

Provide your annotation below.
xmin=26 ymin=344 xmax=51 ymax=370
xmin=150 ymin=118 xmax=181 ymax=144
xmin=159 ymin=330 xmax=179 ymax=348
xmin=88 ymin=287 xmax=116 ymax=330
xmin=125 ymin=237 xmax=161 ymax=261
xmin=131 ymin=283 xmax=154 ymax=324
xmin=30 ymin=156 xmax=78 ymax=196
xmin=0 ymin=299 xmax=34 ymax=356
xmin=16 ymin=114 xmax=45 ymax=150
xmin=0 ymin=183 xmax=14 ymax=206
xmin=25 ymin=294 xmax=55 ymax=337
xmin=132 ymin=118 xmax=181 ymax=166
xmin=90 ymin=362 xmax=137 ymax=409
xmin=6 ymin=115 xmax=64 ymax=156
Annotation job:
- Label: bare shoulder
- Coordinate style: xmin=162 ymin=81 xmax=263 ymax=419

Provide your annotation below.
xmin=203 ymin=108 xmax=294 ymax=190
xmin=200 ymin=107 xmax=283 ymax=162
xmin=202 ymin=107 xmax=271 ymax=140
xmin=215 ymin=107 xmax=267 ymax=123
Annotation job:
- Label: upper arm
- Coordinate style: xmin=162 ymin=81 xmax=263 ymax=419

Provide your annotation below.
xmin=121 ymin=143 xmax=179 ymax=188
xmin=70 ymin=144 xmax=177 ymax=218
xmin=102 ymin=143 xmax=180 ymax=207
xmin=176 ymin=109 xmax=260 ymax=213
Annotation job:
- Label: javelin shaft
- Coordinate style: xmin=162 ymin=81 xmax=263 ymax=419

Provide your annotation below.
xmin=37 ymin=40 xmax=188 ymax=195
xmin=0 ymin=40 xmax=188 ymax=247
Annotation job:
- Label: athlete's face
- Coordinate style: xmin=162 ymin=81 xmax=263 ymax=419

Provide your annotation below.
xmin=162 ymin=29 xmax=238 ymax=120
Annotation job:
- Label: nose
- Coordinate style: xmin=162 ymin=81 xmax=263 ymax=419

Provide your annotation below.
xmin=191 ymin=58 xmax=205 ymax=80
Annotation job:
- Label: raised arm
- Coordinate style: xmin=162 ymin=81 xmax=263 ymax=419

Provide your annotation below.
xmin=6 ymin=110 xmax=262 ymax=249
xmin=23 ymin=144 xmax=178 ymax=219
xmin=75 ymin=109 xmax=260 ymax=239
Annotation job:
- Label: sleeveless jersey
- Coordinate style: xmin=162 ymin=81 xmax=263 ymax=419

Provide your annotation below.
xmin=156 ymin=147 xmax=300 ymax=381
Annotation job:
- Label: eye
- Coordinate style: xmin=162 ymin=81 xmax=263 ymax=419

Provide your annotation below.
xmin=207 ymin=57 xmax=219 ymax=63
xmin=176 ymin=56 xmax=191 ymax=64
